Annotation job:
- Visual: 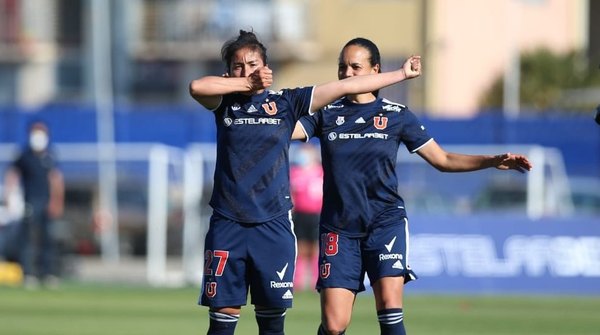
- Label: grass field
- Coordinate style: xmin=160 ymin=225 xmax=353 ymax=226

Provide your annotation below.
xmin=1 ymin=283 xmax=599 ymax=335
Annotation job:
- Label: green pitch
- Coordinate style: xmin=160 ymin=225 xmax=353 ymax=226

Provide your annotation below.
xmin=0 ymin=283 xmax=598 ymax=335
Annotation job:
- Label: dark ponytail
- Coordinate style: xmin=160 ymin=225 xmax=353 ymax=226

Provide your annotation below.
xmin=221 ymin=30 xmax=268 ymax=74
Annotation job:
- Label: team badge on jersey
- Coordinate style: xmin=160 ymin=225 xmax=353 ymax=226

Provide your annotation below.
xmin=205 ymin=281 xmax=217 ymax=298
xmin=262 ymin=101 xmax=278 ymax=115
xmin=336 ymin=116 xmax=345 ymax=125
xmin=374 ymin=115 xmax=388 ymax=130
xmin=320 ymin=263 xmax=331 ymax=279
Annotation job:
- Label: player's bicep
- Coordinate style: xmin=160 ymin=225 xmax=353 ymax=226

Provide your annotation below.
xmin=311 ymin=82 xmax=345 ymax=113
xmin=416 ymin=140 xmax=449 ymax=170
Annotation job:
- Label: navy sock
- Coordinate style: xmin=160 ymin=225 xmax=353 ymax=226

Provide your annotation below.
xmin=255 ymin=308 xmax=286 ymax=335
xmin=317 ymin=323 xmax=346 ymax=335
xmin=207 ymin=311 xmax=239 ymax=335
xmin=377 ymin=308 xmax=406 ymax=335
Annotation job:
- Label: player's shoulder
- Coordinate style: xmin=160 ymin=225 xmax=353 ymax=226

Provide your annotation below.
xmin=266 ymin=89 xmax=284 ymax=96
xmin=272 ymin=86 xmax=313 ymax=95
xmin=322 ymin=98 xmax=345 ymax=111
xmin=266 ymin=87 xmax=312 ymax=103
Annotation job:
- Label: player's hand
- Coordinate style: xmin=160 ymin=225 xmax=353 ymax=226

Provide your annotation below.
xmin=403 ymin=55 xmax=421 ymax=79
xmin=494 ymin=153 xmax=533 ymax=173
xmin=247 ymin=66 xmax=273 ymax=92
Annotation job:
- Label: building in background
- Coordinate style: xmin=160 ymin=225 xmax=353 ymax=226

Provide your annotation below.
xmin=0 ymin=0 xmax=596 ymax=116
xmin=424 ymin=0 xmax=591 ymax=116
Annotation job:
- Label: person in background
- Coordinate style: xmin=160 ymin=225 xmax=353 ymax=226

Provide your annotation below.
xmin=3 ymin=121 xmax=64 ymax=289
xmin=189 ymin=29 xmax=421 ymax=335
xmin=290 ymin=143 xmax=323 ymax=291
xmin=292 ymin=37 xmax=532 ymax=335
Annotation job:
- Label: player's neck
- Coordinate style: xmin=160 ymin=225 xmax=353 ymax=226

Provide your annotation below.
xmin=346 ymin=93 xmax=376 ymax=104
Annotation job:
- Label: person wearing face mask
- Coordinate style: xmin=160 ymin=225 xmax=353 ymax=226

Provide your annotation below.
xmin=3 ymin=121 xmax=64 ymax=289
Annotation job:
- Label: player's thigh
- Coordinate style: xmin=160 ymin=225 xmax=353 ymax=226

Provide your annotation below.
xmin=200 ymin=214 xmax=249 ymax=308
xmin=317 ymin=227 xmax=365 ymax=292
xmin=248 ymin=214 xmax=296 ymax=308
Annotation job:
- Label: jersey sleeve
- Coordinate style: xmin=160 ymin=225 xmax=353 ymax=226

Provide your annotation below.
xmin=285 ymin=86 xmax=315 ymax=120
xmin=298 ymin=110 xmax=320 ymax=141
xmin=400 ymin=109 xmax=433 ymax=153
xmin=211 ymin=95 xmax=227 ymax=113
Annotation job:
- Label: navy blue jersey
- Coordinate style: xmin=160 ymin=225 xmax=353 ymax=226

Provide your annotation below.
xmin=12 ymin=148 xmax=57 ymax=203
xmin=299 ymin=97 xmax=432 ymax=237
xmin=210 ymin=87 xmax=315 ymax=223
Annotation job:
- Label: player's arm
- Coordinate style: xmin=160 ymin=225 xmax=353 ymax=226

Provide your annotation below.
xmin=48 ymin=169 xmax=65 ymax=219
xmin=310 ymin=56 xmax=421 ymax=113
xmin=417 ymin=140 xmax=533 ymax=173
xmin=188 ymin=66 xmax=273 ymax=110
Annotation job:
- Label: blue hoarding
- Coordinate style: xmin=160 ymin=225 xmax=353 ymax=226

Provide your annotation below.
xmin=406 ymin=214 xmax=600 ymax=295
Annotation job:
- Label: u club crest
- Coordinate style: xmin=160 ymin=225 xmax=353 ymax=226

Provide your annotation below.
xmin=373 ymin=116 xmax=388 ymax=130
xmin=261 ymin=101 xmax=278 ymax=115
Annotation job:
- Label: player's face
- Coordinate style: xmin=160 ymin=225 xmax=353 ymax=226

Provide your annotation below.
xmin=229 ymin=47 xmax=264 ymax=78
xmin=338 ymin=45 xmax=380 ymax=80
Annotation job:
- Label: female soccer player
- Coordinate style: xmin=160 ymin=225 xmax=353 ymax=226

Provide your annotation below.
xmin=292 ymin=37 xmax=533 ymax=335
xmin=189 ymin=30 xmax=421 ymax=335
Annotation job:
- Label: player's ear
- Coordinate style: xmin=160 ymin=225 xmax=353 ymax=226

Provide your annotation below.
xmin=373 ymin=63 xmax=381 ymax=74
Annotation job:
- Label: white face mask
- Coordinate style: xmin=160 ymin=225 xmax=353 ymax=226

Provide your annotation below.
xmin=29 ymin=130 xmax=49 ymax=152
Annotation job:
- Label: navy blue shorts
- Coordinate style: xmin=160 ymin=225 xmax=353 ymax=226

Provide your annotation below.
xmin=316 ymin=217 xmax=417 ymax=293
xmin=199 ymin=211 xmax=297 ymax=308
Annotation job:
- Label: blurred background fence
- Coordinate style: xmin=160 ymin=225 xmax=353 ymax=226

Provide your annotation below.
xmin=1 ymin=107 xmax=599 ymax=293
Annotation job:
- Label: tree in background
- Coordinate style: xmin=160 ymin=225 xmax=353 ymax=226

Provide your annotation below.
xmin=480 ymin=49 xmax=600 ymax=113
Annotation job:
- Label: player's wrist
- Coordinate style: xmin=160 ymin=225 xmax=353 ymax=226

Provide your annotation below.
xmin=400 ymin=68 xmax=407 ymax=79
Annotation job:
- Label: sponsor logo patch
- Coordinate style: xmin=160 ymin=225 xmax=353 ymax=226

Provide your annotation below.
xmin=385 ymin=236 xmax=397 ymax=252
xmin=276 ymin=263 xmax=288 ymax=280
xmin=282 ymin=289 xmax=293 ymax=299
